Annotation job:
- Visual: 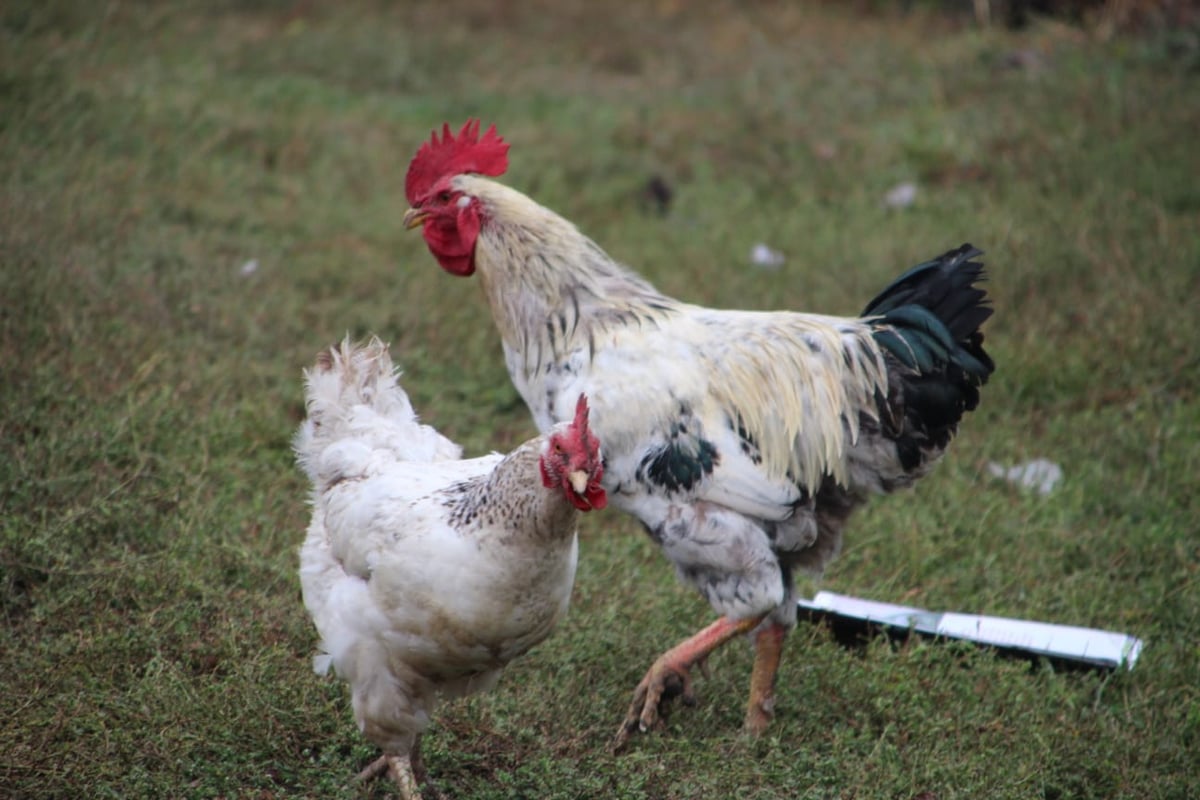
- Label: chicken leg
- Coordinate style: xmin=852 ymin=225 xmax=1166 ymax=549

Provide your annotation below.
xmin=745 ymin=621 xmax=787 ymax=734
xmin=613 ymin=614 xmax=766 ymax=751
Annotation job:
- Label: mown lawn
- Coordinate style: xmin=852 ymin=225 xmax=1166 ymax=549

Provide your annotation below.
xmin=2 ymin=2 xmax=1197 ymax=798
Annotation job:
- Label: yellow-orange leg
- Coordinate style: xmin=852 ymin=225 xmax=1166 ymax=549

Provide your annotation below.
xmin=613 ymin=614 xmax=767 ymax=751
xmin=745 ymin=621 xmax=787 ymax=734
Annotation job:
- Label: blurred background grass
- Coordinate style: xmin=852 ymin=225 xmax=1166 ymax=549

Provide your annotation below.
xmin=2 ymin=1 xmax=1197 ymax=798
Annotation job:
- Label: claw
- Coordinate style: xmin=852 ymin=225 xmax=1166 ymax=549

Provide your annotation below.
xmin=613 ymin=659 xmax=695 ymax=752
xmin=613 ymin=660 xmax=688 ymax=751
xmin=355 ymin=747 xmax=429 ymax=800
xmin=613 ymin=615 xmax=767 ymax=752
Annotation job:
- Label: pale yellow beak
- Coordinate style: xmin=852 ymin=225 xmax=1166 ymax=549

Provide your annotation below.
xmin=403 ymin=207 xmax=429 ymax=230
xmin=568 ymin=470 xmax=589 ymax=495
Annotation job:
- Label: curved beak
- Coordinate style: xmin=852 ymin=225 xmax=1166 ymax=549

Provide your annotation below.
xmin=568 ymin=470 xmax=589 ymax=496
xmin=403 ymin=207 xmax=429 ymax=230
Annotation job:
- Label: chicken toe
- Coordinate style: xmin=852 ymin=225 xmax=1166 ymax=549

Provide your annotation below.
xmin=613 ymin=614 xmax=765 ymax=751
xmin=355 ymin=750 xmax=425 ymax=800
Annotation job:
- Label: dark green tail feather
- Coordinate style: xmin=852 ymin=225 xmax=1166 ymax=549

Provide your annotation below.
xmin=864 ymin=243 xmax=994 ymax=385
xmin=863 ymin=244 xmax=995 ymax=471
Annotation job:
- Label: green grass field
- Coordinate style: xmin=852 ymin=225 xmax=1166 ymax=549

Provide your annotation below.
xmin=2 ymin=2 xmax=1197 ymax=798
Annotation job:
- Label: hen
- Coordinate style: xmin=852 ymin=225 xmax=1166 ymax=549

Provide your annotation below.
xmin=401 ymin=121 xmax=995 ymax=748
xmin=296 ymin=337 xmax=606 ymax=797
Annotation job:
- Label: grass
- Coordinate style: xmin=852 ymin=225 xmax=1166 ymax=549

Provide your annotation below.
xmin=2 ymin=1 xmax=1198 ymax=798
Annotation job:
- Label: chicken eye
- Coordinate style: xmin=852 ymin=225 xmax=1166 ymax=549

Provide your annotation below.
xmin=438 ymin=191 xmax=452 ymax=203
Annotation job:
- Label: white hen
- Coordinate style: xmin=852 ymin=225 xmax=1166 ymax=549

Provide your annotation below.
xmin=296 ymin=337 xmax=606 ymax=798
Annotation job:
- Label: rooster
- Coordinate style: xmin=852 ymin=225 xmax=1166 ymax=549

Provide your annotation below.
xmin=401 ymin=121 xmax=994 ymax=748
xmin=296 ymin=337 xmax=606 ymax=797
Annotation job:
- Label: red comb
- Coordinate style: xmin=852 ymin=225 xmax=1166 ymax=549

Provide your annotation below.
xmin=405 ymin=120 xmax=509 ymax=205
xmin=572 ymin=394 xmax=590 ymax=430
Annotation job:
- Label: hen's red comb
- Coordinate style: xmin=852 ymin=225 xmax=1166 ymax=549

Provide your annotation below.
xmin=572 ymin=394 xmax=591 ymax=430
xmin=405 ymin=120 xmax=509 ymax=205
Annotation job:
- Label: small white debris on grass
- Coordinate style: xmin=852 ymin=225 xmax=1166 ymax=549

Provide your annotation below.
xmin=988 ymin=458 xmax=1063 ymax=495
xmin=883 ymin=181 xmax=918 ymax=209
xmin=750 ymin=243 xmax=785 ymax=270
xmin=239 ymin=259 xmax=259 ymax=277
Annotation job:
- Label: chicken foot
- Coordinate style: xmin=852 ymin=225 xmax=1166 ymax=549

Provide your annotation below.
xmin=613 ymin=614 xmax=766 ymax=751
xmin=356 ymin=734 xmax=430 ymax=800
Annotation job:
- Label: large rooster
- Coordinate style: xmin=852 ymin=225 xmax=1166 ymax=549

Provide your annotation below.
xmin=401 ymin=121 xmax=994 ymax=748
xmin=296 ymin=337 xmax=606 ymax=797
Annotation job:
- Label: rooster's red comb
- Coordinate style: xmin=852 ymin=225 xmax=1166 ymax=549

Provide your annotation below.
xmin=405 ymin=120 xmax=509 ymax=205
